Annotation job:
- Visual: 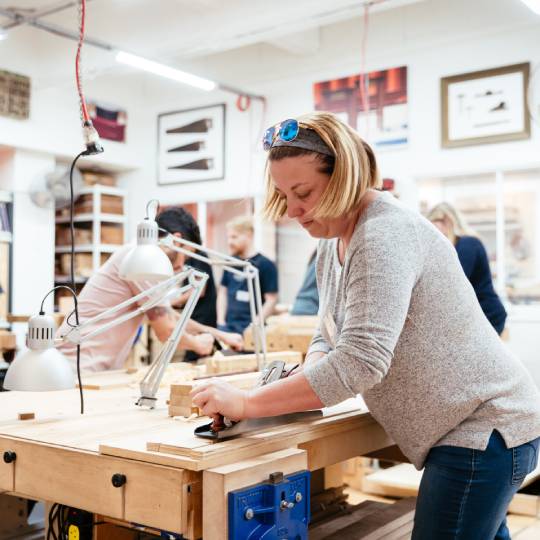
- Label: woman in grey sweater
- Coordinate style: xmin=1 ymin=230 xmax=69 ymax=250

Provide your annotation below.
xmin=191 ymin=112 xmax=540 ymax=539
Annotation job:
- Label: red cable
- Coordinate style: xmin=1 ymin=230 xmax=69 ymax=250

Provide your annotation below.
xmin=75 ymin=0 xmax=90 ymax=123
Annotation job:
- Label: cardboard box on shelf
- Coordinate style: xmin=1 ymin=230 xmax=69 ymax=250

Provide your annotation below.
xmin=59 ymin=253 xmax=109 ymax=277
xmin=74 ymin=194 xmax=123 ymax=215
xmin=56 ymin=226 xmax=93 ymax=246
xmin=81 ymin=171 xmax=117 ymax=187
xmin=101 ymin=224 xmax=123 ymax=245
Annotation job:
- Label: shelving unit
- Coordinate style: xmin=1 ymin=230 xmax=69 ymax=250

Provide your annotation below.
xmin=54 ymin=175 xmax=127 ymax=309
xmin=0 ymin=191 xmax=13 ymax=330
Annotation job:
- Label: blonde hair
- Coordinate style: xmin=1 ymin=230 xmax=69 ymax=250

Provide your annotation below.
xmin=427 ymin=202 xmax=476 ymax=240
xmin=226 ymin=215 xmax=254 ymax=235
xmin=263 ymin=111 xmax=381 ymax=220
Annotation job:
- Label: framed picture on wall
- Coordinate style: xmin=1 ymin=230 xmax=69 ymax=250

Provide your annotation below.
xmin=157 ymin=103 xmax=225 ymax=185
xmin=441 ymin=63 xmax=530 ymax=148
xmin=314 ymin=66 xmax=408 ymax=150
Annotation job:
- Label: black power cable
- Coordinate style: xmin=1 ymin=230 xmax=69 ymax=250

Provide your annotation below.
xmin=68 ymin=151 xmax=86 ymax=414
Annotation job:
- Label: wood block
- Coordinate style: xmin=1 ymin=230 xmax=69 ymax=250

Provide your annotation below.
xmin=508 ymin=493 xmax=540 ymax=517
xmin=203 ymin=448 xmax=307 ymax=540
xmin=0 ymin=494 xmax=28 ymax=535
xmin=171 ymin=371 xmax=261 ymax=396
xmin=310 ymin=501 xmax=384 ymax=540
xmin=169 ymin=405 xmax=200 ymax=417
xmin=0 ymin=332 xmax=16 ymax=350
xmin=205 ymin=350 xmax=302 ymax=375
xmin=324 ymin=462 xmax=345 ymax=489
xmin=323 ymin=497 xmax=416 ymax=539
xmin=17 ymin=412 xmax=35 ymax=421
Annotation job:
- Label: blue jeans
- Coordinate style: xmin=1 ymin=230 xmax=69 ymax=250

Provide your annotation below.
xmin=412 ymin=431 xmax=539 ymax=539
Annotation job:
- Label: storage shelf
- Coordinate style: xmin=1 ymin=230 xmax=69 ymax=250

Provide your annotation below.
xmin=78 ymin=186 xmax=126 ymax=197
xmin=54 ymin=276 xmax=88 ymax=284
xmin=55 ymin=213 xmax=126 ymax=224
xmin=0 ymin=231 xmax=12 ymax=243
xmin=55 ymin=244 xmax=122 ymax=254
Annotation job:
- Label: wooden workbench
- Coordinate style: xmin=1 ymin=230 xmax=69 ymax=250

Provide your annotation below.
xmin=0 ymin=372 xmax=392 ymax=539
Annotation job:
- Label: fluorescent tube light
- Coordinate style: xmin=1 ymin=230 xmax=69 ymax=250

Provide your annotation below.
xmin=519 ymin=0 xmax=540 ymax=15
xmin=115 ymin=51 xmax=217 ymax=91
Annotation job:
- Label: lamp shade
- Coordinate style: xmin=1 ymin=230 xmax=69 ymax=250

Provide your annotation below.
xmin=4 ymin=347 xmax=75 ymax=391
xmin=3 ymin=313 xmax=75 ymax=391
xmin=119 ymin=218 xmax=173 ymax=281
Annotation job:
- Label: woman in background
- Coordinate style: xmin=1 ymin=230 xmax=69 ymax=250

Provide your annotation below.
xmin=428 ymin=202 xmax=507 ymax=335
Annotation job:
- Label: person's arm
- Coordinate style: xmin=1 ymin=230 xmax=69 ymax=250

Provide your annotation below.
xmin=146 ymin=306 xmax=214 ymax=357
xmin=302 ymin=222 xmax=420 ymax=407
xmin=171 ymin=284 xmax=207 ymax=309
xmin=261 ymin=292 xmax=278 ymax=321
xmin=217 ymin=285 xmax=228 ymax=326
xmin=455 ymin=237 xmax=478 ymax=280
xmin=258 ymin=259 xmax=279 ymax=322
xmin=190 ymin=371 xmax=323 ymax=421
xmin=185 ymin=318 xmax=244 ymax=351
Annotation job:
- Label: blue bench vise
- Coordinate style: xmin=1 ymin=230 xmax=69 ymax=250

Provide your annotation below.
xmin=228 ymin=470 xmax=310 ymax=539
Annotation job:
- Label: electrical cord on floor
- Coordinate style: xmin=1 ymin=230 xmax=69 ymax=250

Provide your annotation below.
xmin=47 ymin=504 xmax=104 ymax=539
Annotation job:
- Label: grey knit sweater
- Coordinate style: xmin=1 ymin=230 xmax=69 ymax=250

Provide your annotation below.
xmin=303 ymin=192 xmax=540 ymax=469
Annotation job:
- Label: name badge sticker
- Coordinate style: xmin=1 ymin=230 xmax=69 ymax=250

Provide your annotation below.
xmin=236 ymin=290 xmax=250 ymax=303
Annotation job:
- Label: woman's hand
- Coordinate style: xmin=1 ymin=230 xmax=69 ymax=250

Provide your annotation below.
xmin=190 ymin=379 xmax=250 ymax=421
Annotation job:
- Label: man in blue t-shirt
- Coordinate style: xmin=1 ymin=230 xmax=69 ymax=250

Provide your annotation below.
xmin=217 ymin=216 xmax=278 ymax=335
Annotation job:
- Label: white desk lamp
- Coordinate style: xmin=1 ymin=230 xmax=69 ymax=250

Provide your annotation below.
xmin=120 ymin=200 xmax=268 ymax=370
xmin=158 ymin=233 xmax=268 ymax=370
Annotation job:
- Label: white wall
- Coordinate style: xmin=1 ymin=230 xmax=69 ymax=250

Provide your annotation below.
xmin=2 ymin=0 xmax=540 ymax=312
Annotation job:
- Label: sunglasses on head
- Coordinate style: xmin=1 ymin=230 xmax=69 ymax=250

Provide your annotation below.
xmin=262 ymin=118 xmax=299 ymax=151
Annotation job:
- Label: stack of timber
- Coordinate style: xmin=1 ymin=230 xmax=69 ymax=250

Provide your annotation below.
xmin=361 ymin=462 xmax=540 ymax=518
xmin=243 ymin=315 xmax=317 ymax=354
xmin=309 ymin=497 xmax=416 ymax=540
xmin=204 ymin=349 xmax=302 ymax=374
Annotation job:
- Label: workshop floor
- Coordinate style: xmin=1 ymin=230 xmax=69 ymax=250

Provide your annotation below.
xmin=345 ymin=488 xmax=540 ymax=539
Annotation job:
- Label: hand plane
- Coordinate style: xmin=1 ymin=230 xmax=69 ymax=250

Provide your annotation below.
xmin=194 ymin=360 xmax=322 ymax=440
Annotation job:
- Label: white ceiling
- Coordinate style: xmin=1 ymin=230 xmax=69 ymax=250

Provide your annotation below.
xmin=0 ymin=0 xmax=425 ymax=59
xmin=0 ymin=0 xmax=426 ymax=89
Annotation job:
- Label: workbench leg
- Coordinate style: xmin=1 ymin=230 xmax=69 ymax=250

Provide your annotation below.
xmin=324 ymin=462 xmax=345 ymax=489
xmin=202 ymin=448 xmax=307 ymax=540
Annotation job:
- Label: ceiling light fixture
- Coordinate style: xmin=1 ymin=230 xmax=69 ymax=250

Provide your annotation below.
xmin=115 ymin=51 xmax=217 ymax=91
xmin=519 ymin=0 xmax=540 ymax=15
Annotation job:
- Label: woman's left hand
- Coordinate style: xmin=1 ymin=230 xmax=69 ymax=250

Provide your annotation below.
xmin=190 ymin=379 xmax=250 ymax=421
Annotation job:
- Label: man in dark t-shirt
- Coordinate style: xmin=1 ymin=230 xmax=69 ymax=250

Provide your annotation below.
xmin=156 ymin=208 xmax=244 ymax=360
xmin=217 ymin=216 xmax=278 ymax=335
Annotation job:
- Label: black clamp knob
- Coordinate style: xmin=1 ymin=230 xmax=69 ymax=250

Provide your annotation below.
xmin=111 ymin=473 xmax=127 ymax=488
xmin=3 ymin=451 xmax=16 ymax=464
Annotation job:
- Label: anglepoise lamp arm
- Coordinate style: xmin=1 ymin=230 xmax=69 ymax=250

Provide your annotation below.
xmin=159 ymin=233 xmax=268 ymax=370
xmin=60 ymin=266 xmax=208 ymax=407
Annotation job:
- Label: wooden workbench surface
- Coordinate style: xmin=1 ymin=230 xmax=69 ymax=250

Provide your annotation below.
xmin=0 ymin=380 xmax=384 ymax=470
xmin=0 ymin=370 xmax=392 ymax=538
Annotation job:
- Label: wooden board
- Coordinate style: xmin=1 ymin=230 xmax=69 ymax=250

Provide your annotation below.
xmin=143 ymin=399 xmax=388 ymax=471
xmin=205 ymin=350 xmax=302 ymax=374
xmin=363 ymin=461 xmax=540 ymax=517
xmin=171 ymin=371 xmax=261 ymax=396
